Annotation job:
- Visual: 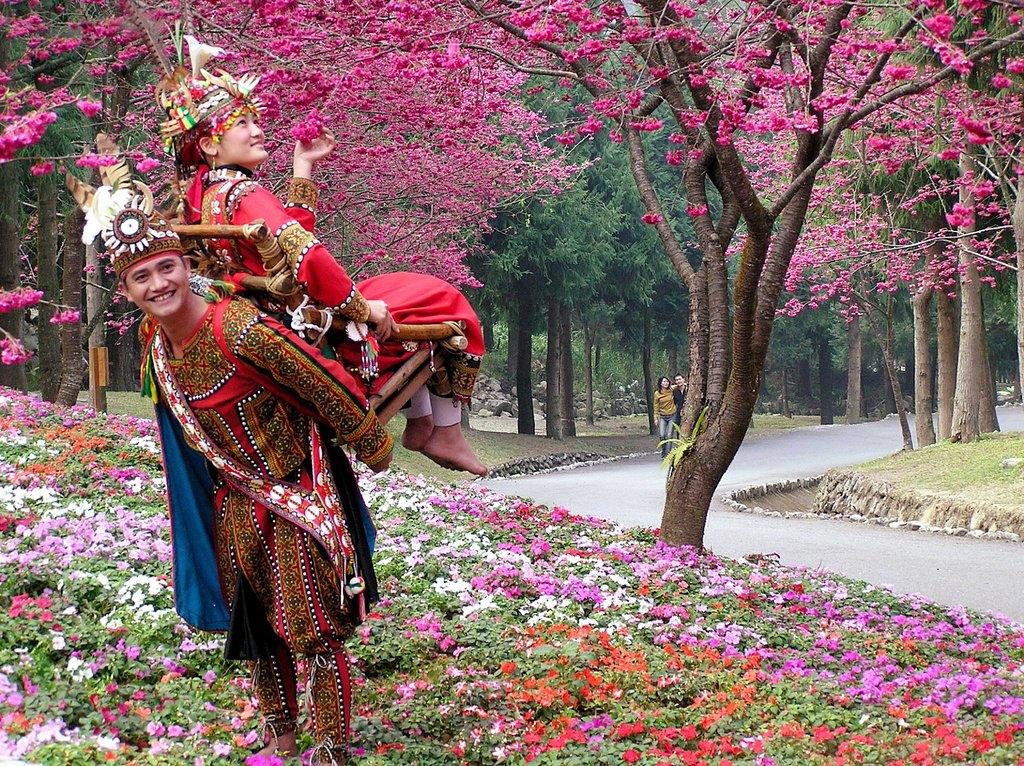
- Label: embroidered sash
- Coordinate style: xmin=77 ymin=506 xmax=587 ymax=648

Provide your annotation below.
xmin=149 ymin=332 xmax=356 ymax=580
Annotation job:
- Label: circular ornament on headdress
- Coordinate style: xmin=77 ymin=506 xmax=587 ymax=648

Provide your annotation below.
xmin=112 ymin=208 xmax=150 ymax=245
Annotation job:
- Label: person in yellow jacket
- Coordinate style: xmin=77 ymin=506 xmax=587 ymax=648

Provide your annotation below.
xmin=653 ymin=376 xmax=676 ymax=457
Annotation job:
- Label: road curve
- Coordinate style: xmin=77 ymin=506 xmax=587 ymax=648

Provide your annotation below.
xmin=482 ymin=408 xmax=1024 ymax=621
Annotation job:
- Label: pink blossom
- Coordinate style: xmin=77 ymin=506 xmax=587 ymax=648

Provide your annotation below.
xmin=946 ymin=202 xmax=974 ymax=229
xmin=0 ymin=337 xmax=31 ymax=365
xmin=0 ymin=111 xmax=57 ymax=161
xmin=49 ymin=309 xmax=80 ymax=325
xmin=991 ymin=73 xmax=1012 ymax=89
xmin=686 ymin=204 xmax=709 ymax=217
xmin=76 ymin=100 xmax=102 ymax=118
xmin=0 ymin=289 xmax=44 ymax=313
xmin=30 ymin=161 xmax=54 ymax=176
xmin=136 ymin=158 xmax=161 ymax=173
xmin=629 ymin=118 xmax=663 ymax=132
xmin=291 ymin=108 xmax=326 ymax=143
xmin=1007 ymin=59 xmax=1024 ymax=75
xmin=924 ymin=13 xmax=955 ymax=39
xmin=75 ymin=154 xmax=118 ymax=169
xmin=641 ymin=212 xmax=663 ymax=224
xmin=883 ymin=64 xmax=917 ymax=80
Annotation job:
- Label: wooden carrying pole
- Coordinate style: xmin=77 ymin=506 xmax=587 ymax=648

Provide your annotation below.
xmin=173 ymin=222 xmax=269 ymax=240
xmin=173 ymin=221 xmax=467 ymax=423
xmin=369 ymin=348 xmax=436 ymax=423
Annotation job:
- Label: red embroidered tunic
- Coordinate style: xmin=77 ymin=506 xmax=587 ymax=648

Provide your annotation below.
xmin=162 ymin=297 xmax=392 ymax=473
xmin=194 ymin=169 xmax=370 ymax=321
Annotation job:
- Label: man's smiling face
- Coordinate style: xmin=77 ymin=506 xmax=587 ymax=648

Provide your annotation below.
xmin=119 ymin=255 xmax=191 ymax=319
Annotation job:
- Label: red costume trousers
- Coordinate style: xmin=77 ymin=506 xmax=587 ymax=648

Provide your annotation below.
xmin=216 ymin=486 xmax=354 ymax=761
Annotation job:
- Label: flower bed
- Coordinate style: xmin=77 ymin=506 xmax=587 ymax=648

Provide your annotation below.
xmin=1 ymin=388 xmax=1023 ymax=764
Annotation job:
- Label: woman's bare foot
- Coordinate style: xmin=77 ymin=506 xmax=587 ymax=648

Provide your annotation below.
xmin=255 ymin=728 xmax=298 ymax=759
xmin=422 ymin=423 xmax=487 ymax=476
xmin=401 ymin=415 xmax=433 ymax=451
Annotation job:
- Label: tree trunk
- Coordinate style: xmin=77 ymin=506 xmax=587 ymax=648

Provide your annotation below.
xmin=558 ymin=302 xmax=575 ymax=437
xmin=56 ymin=208 xmax=86 ymax=406
xmin=642 ymin=307 xmax=654 ymax=436
xmin=951 ymin=154 xmax=990 ymax=443
xmin=668 ymin=345 xmax=679 ymax=377
xmin=107 ymin=321 xmax=141 ymax=391
xmin=874 ymin=304 xmax=914 ymax=450
xmin=481 ymin=313 xmax=494 ymax=352
xmin=680 ymin=269 xmax=709 ymax=435
xmin=514 ymin=279 xmax=534 ymax=435
xmin=658 ymin=172 xmax=814 ymax=549
xmin=544 ymin=295 xmax=563 ymax=440
xmin=1015 ymin=174 xmax=1024 ymax=403
xmin=912 ymin=285 xmax=936 ymax=446
xmin=85 ymin=243 xmax=108 ymax=411
xmin=979 ymin=299 xmax=999 ymax=434
xmin=818 ymin=333 xmax=833 ymax=425
xmin=796 ymin=357 xmax=813 ymax=405
xmin=936 ymin=288 xmax=958 ymax=439
xmin=507 ymin=310 xmax=519 ymax=382
xmin=583 ymin=318 xmax=595 ymax=426
xmin=846 ymin=315 xmax=862 ymax=424
xmin=36 ymin=175 xmax=60 ymax=402
xmin=781 ymin=369 xmax=791 ymax=418
xmin=0 ymin=160 xmax=27 ymax=392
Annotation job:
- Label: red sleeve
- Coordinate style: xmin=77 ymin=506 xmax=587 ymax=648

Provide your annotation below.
xmin=285 ymin=204 xmax=316 ymax=232
xmin=233 ymin=186 xmax=369 ymax=321
xmin=231 ymin=308 xmax=393 ymax=468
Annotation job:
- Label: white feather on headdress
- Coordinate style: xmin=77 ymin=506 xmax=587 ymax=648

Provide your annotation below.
xmin=184 ymin=35 xmax=226 ymax=79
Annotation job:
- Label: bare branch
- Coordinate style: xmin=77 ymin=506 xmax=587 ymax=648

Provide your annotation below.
xmin=462 ymin=43 xmax=579 ymax=80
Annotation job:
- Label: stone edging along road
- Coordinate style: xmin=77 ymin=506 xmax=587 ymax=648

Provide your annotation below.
xmin=722 ymin=473 xmax=1023 ymax=544
xmin=485 ymin=451 xmax=650 ymax=480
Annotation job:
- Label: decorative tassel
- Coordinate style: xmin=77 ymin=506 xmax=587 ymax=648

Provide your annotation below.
xmin=188 ymin=274 xmax=236 ymax=303
xmin=140 ymin=349 xmax=158 ymax=403
xmin=343 ymin=576 xmax=365 ymax=598
xmin=360 ymin=335 xmax=379 ymax=381
xmin=202 ymin=278 xmax=236 ymax=303
xmin=138 ymin=320 xmax=159 ymax=403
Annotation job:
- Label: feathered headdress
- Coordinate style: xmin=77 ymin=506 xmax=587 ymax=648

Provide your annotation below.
xmin=155 ymin=33 xmax=262 ymax=159
xmin=66 ymin=145 xmax=184 ymax=277
xmin=132 ymin=7 xmax=262 ymax=165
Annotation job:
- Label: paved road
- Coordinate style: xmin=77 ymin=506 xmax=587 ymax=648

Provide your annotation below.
xmin=483 ymin=408 xmax=1024 ymax=621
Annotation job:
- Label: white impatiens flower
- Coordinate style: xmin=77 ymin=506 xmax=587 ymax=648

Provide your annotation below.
xmin=184 ymin=35 xmax=226 ymax=79
xmin=82 ymin=185 xmax=133 ymax=246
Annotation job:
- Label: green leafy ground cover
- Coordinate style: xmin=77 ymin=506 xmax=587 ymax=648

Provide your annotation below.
xmin=2 ymin=388 xmax=1023 ymax=764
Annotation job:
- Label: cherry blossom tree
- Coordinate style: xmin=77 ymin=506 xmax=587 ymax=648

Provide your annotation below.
xmin=451 ymin=0 xmax=1024 ymax=547
xmin=2 ymin=1 xmax=570 ymax=388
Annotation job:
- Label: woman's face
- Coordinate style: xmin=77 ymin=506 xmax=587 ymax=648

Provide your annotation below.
xmin=204 ymin=112 xmax=268 ymax=171
xmin=659 ymin=378 xmax=670 ymax=389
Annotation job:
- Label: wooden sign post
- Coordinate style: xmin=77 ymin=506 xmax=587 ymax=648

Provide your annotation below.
xmin=88 ymin=345 xmax=108 ymax=412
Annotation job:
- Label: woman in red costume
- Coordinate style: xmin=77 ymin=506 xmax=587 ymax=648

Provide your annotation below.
xmin=158 ymin=37 xmax=487 ymax=475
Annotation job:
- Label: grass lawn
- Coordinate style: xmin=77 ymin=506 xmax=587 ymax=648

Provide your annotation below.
xmin=854 ymin=432 xmax=1024 ymax=509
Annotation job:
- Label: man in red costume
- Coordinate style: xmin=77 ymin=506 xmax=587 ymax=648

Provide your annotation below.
xmin=157 ymin=36 xmax=487 ymax=475
xmin=72 ymin=162 xmax=389 ymax=763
